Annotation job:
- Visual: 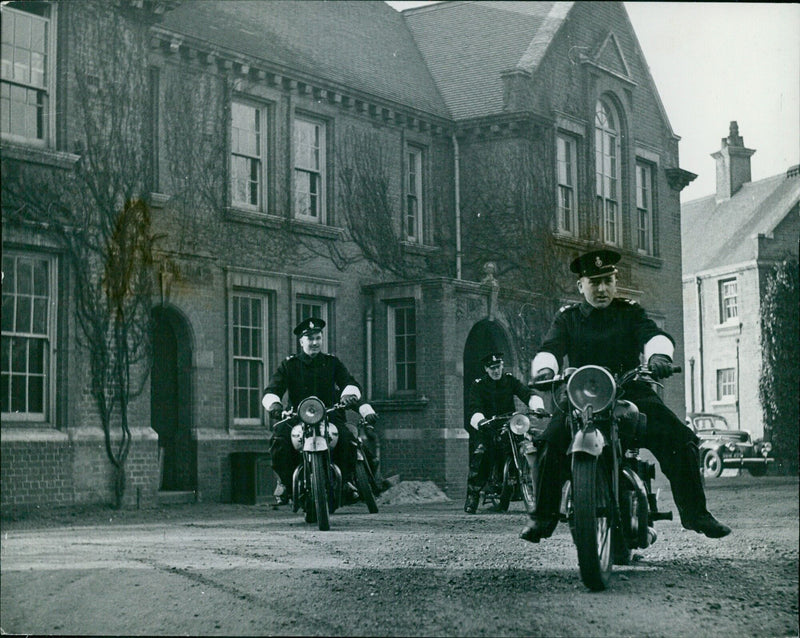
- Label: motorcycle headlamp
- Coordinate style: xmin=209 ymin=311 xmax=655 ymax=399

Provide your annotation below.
xmin=567 ymin=365 xmax=616 ymax=414
xmin=509 ymin=413 xmax=531 ymax=435
xmin=297 ymin=396 xmax=325 ymax=425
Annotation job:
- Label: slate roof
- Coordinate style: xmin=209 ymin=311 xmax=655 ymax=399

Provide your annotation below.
xmin=681 ymin=170 xmax=800 ymax=274
xmin=159 ymin=1 xmax=450 ymax=119
xmin=403 ymin=1 xmax=571 ymax=120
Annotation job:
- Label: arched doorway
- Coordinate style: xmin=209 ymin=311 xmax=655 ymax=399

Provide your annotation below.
xmin=462 ymin=319 xmax=512 ymax=428
xmin=151 ymin=306 xmax=196 ymax=491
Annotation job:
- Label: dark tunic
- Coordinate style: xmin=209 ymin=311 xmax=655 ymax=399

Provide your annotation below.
xmin=539 ymin=298 xmax=673 ymax=375
xmin=264 ymin=352 xmax=360 ymax=425
xmin=466 ymin=372 xmax=532 ymax=432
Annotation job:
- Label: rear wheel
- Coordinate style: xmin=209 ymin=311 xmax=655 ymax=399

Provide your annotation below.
xmin=572 ymin=453 xmax=613 ymax=591
xmin=355 ymin=461 xmax=379 ymax=513
xmin=310 ymin=452 xmax=330 ymax=531
xmin=498 ymin=459 xmax=513 ymax=512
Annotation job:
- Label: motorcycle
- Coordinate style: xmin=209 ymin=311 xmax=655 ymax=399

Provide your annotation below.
xmin=531 ymin=363 xmax=678 ymax=591
xmin=345 ymin=416 xmax=380 ymax=514
xmin=477 ymin=411 xmax=545 ymax=513
xmin=273 ymin=397 xmax=346 ymax=531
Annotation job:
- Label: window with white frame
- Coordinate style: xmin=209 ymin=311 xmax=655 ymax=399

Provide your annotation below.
xmin=232 ymin=294 xmax=267 ymax=424
xmin=594 ymin=99 xmax=621 ymax=246
xmin=1 ymin=253 xmax=56 ymax=422
xmin=1 ymin=2 xmax=54 ymax=145
xmin=406 ymin=146 xmax=424 ymax=243
xmin=231 ymin=100 xmax=267 ymax=210
xmin=716 ymin=368 xmax=736 ymax=401
xmin=556 ymin=134 xmax=578 ymax=235
xmin=635 ymin=161 xmax=653 ymax=254
xmin=389 ymin=302 xmax=416 ymax=393
xmin=719 ymin=278 xmax=738 ymax=323
xmin=295 ymin=298 xmax=329 ymax=352
xmin=294 ymin=116 xmax=326 ymax=222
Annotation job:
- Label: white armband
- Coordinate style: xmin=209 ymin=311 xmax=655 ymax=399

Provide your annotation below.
xmin=262 ymin=393 xmax=282 ymax=410
xmin=359 ymin=403 xmax=376 ymax=418
xmin=528 ymin=395 xmax=545 ymax=411
xmin=470 ymin=413 xmax=485 ymax=429
xmin=643 ymin=335 xmax=674 ymax=361
xmin=341 ymin=385 xmax=362 ymax=399
xmin=531 ymin=352 xmax=559 ymax=377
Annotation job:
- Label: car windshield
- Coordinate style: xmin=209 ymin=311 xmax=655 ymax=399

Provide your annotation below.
xmin=693 ymin=415 xmax=729 ymax=430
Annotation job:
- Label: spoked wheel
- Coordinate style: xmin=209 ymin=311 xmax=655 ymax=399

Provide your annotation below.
xmin=355 ymin=460 xmax=379 ymax=513
xmin=519 ymin=454 xmax=537 ymax=514
xmin=572 ymin=453 xmax=613 ymax=591
xmin=310 ymin=452 xmax=330 ymax=531
xmin=498 ymin=459 xmax=513 ymax=512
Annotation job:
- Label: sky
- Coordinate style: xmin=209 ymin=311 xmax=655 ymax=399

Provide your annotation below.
xmin=385 ymin=1 xmax=800 ymax=202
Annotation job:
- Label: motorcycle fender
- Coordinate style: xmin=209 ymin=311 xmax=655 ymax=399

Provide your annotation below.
xmin=303 ymin=436 xmax=329 ymax=452
xmin=567 ymin=428 xmax=605 ymax=457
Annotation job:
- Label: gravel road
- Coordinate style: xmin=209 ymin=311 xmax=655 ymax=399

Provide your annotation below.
xmin=1 ymin=475 xmax=797 ymax=637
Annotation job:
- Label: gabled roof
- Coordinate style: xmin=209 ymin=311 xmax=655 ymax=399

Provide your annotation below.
xmin=403 ymin=1 xmax=571 ymax=120
xmin=681 ymin=171 xmax=800 ymax=274
xmin=159 ymin=1 xmax=450 ymax=118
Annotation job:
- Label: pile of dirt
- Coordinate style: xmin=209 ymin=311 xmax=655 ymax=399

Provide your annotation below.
xmin=377 ymin=480 xmax=450 ymax=505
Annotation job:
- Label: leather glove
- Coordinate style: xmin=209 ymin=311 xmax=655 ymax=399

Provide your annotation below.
xmin=340 ymin=393 xmax=359 ymax=407
xmin=648 ymin=354 xmax=673 ymax=380
xmin=364 ymin=412 xmax=378 ymax=426
xmin=268 ymin=402 xmax=283 ymax=420
xmin=532 ymin=368 xmax=555 ymax=384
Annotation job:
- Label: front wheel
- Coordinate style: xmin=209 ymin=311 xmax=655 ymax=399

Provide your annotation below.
xmin=703 ymin=450 xmax=724 ymax=478
xmin=519 ymin=453 xmax=537 ymax=514
xmin=572 ymin=453 xmax=613 ymax=591
xmin=310 ymin=452 xmax=330 ymax=531
xmin=355 ymin=461 xmax=379 ymax=513
xmin=498 ymin=459 xmax=513 ymax=512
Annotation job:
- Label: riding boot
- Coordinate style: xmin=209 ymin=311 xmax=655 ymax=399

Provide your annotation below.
xmin=664 ymin=442 xmax=731 ymax=538
xmin=466 ymin=443 xmax=487 ymax=495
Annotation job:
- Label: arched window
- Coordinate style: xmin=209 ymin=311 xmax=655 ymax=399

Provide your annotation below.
xmin=594 ymin=99 xmax=621 ymax=245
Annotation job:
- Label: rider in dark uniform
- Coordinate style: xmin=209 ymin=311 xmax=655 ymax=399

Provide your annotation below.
xmin=262 ymin=317 xmax=361 ymax=503
xmin=464 ymin=352 xmax=544 ymax=513
xmin=520 ymin=249 xmax=731 ymax=542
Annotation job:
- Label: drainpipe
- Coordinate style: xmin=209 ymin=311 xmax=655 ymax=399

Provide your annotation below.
xmin=735 ymin=329 xmax=742 ymax=430
xmin=689 ymin=357 xmax=696 ymax=412
xmin=452 ymin=133 xmax=462 ymax=280
xmin=365 ymin=307 xmax=373 ymax=401
xmin=696 ymin=277 xmax=705 ymax=411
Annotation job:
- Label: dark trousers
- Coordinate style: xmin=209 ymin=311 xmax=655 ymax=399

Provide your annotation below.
xmin=466 ymin=427 xmax=500 ymax=495
xmin=532 ymin=385 xmax=708 ymax=525
xmin=271 ymin=420 xmax=357 ymax=493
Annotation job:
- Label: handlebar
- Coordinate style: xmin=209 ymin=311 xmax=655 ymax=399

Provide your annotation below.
xmin=272 ymin=400 xmax=348 ymax=428
xmin=529 ymin=363 xmax=682 ymax=392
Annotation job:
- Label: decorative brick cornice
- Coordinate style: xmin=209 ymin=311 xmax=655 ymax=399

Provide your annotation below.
xmin=665 ymin=167 xmax=698 ymax=192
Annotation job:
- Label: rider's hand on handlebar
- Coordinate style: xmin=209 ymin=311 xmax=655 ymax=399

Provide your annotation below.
xmin=340 ymin=393 xmax=359 ymax=407
xmin=648 ymin=354 xmax=674 ymax=380
xmin=532 ymin=368 xmax=555 ymax=383
xmin=268 ymin=402 xmax=284 ymax=421
xmin=364 ymin=412 xmax=378 ymax=426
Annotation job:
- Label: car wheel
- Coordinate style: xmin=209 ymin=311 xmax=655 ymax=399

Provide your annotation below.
xmin=703 ymin=450 xmax=723 ymax=478
xmin=748 ymin=465 xmax=767 ymax=477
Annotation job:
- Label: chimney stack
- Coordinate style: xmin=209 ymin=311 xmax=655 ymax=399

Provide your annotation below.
xmin=711 ymin=121 xmax=755 ymax=201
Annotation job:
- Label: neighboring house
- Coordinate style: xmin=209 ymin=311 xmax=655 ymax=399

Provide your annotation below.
xmin=681 ymin=122 xmax=800 ymax=440
xmin=1 ymin=0 xmax=694 ymax=513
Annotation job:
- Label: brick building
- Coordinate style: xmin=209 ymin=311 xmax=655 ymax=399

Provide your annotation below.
xmin=2 ymin=1 xmax=693 ymax=514
xmin=681 ymin=122 xmax=800 ymax=439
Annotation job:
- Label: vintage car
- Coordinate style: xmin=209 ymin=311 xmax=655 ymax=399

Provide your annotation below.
xmin=687 ymin=412 xmax=773 ymax=478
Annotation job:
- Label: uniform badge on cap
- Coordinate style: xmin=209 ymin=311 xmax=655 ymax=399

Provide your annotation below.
xmin=570 ymin=249 xmax=621 ymax=278
xmin=293 ymin=316 xmax=327 ymax=336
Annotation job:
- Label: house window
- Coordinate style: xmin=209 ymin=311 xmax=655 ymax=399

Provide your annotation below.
xmin=406 ymin=146 xmax=423 ymax=243
xmin=294 ymin=116 xmax=326 ymax=222
xmin=389 ymin=303 xmax=416 ymax=393
xmin=1 ymin=253 xmax=55 ymax=422
xmin=556 ymin=134 xmax=578 ymax=235
xmin=719 ymin=278 xmax=738 ymax=322
xmin=594 ymin=99 xmax=621 ymax=246
xmin=232 ymin=294 xmax=267 ymax=423
xmin=231 ymin=100 xmax=266 ymax=210
xmin=295 ymin=298 xmax=329 ymax=352
xmin=1 ymin=2 xmax=53 ymax=145
xmin=716 ymin=368 xmax=736 ymax=401
xmin=636 ymin=162 xmax=653 ymax=254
